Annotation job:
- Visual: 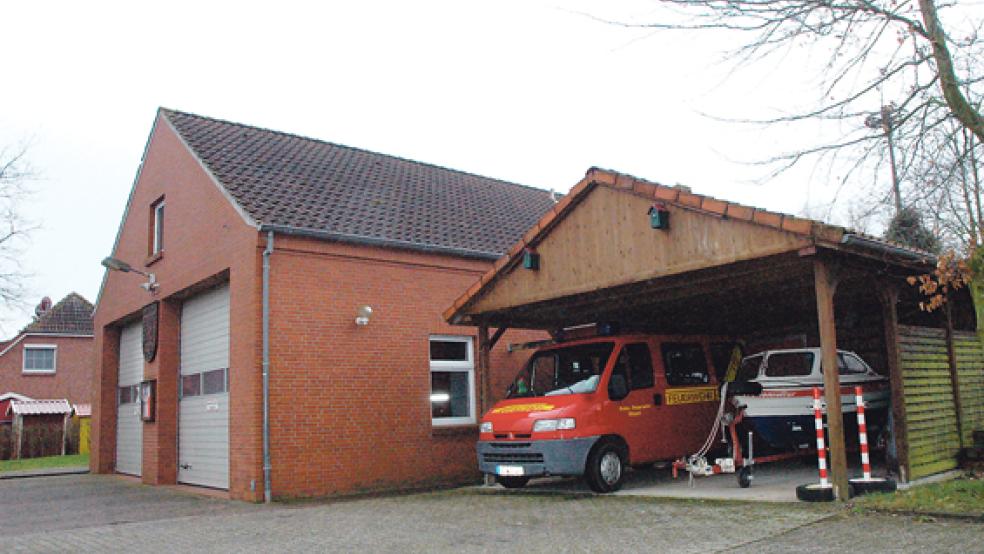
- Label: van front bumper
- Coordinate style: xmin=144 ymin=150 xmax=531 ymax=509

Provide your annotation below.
xmin=477 ymin=437 xmax=599 ymax=478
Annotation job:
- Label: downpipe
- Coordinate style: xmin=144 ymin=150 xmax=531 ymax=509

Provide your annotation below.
xmin=262 ymin=230 xmax=274 ymax=503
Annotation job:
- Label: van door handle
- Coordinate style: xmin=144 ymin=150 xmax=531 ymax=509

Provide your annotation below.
xmin=653 ymin=394 xmax=662 ymax=406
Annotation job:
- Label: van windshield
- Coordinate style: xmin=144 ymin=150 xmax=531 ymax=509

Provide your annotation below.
xmin=507 ymin=342 xmax=615 ymax=398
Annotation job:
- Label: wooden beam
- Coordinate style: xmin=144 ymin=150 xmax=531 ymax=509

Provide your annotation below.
xmin=878 ymin=281 xmax=910 ymax=482
xmin=943 ymin=302 xmax=966 ymax=449
xmin=489 ymin=327 xmax=508 ymax=350
xmin=814 ymin=259 xmax=850 ymax=500
xmin=477 ymin=324 xmax=491 ymax=415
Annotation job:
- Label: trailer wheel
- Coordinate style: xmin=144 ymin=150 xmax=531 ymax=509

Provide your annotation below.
xmin=737 ymin=466 xmax=752 ymax=488
xmin=496 ymin=476 xmax=530 ymax=489
xmin=585 ymin=438 xmax=627 ymax=493
xmin=849 ymin=478 xmax=896 ymax=495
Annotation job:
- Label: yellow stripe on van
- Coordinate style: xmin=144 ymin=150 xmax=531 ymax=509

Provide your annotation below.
xmin=665 ymin=386 xmax=719 ymax=405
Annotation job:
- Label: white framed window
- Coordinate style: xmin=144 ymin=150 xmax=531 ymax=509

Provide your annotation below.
xmin=152 ymin=200 xmax=165 ymax=255
xmin=429 ymin=335 xmax=475 ymax=426
xmin=23 ymin=344 xmax=57 ymax=374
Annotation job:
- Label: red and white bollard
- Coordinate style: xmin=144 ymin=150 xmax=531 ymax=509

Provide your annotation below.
xmin=855 ymin=386 xmax=872 ymax=481
xmin=848 ymin=386 xmax=897 ymax=495
xmin=813 ymin=386 xmax=830 ymax=488
xmin=796 ymin=386 xmax=837 ymax=501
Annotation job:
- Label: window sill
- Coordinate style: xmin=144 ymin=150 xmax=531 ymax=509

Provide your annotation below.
xmin=22 ymin=370 xmax=56 ymax=376
xmin=145 ymin=251 xmax=164 ymax=267
xmin=431 ymin=424 xmax=479 ymax=437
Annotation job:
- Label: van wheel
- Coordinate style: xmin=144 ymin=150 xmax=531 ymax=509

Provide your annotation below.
xmin=496 ymin=476 xmax=529 ymax=489
xmin=585 ymin=439 xmax=627 ymax=493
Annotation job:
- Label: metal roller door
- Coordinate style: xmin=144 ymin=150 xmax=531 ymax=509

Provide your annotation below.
xmin=116 ymin=322 xmax=143 ymax=476
xmin=178 ymin=284 xmax=230 ymax=489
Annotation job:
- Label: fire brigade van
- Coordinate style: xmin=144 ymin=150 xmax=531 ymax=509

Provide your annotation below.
xmin=477 ymin=333 xmax=733 ymax=492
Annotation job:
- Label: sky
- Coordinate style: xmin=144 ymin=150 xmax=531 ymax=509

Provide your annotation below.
xmin=0 ymin=0 xmax=894 ymax=334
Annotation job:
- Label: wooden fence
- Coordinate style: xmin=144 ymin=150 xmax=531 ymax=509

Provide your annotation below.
xmin=899 ymin=325 xmax=984 ymax=479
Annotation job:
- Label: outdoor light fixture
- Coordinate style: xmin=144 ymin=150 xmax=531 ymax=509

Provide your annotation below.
xmin=648 ymin=203 xmax=670 ymax=230
xmin=522 ymin=248 xmax=540 ymax=270
xmin=355 ymin=305 xmax=373 ymax=326
xmin=101 ymin=256 xmax=159 ymax=292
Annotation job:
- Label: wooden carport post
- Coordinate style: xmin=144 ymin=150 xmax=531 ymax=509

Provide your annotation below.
xmin=877 ymin=282 xmax=910 ymax=482
xmin=814 ymin=259 xmax=850 ymax=500
xmin=477 ymin=323 xmax=491 ymax=415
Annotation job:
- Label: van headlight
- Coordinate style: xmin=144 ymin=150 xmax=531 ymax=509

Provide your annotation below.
xmin=533 ymin=418 xmax=575 ymax=432
xmin=479 ymin=421 xmax=493 ymax=433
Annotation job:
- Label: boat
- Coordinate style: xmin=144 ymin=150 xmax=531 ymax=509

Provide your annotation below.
xmin=730 ymin=348 xmax=890 ymax=451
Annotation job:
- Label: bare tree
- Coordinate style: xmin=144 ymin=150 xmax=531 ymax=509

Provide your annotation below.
xmin=607 ymin=0 xmax=983 ymax=237
xmin=0 ymin=144 xmax=36 ymax=314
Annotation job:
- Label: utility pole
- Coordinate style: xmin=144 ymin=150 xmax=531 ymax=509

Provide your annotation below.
xmin=866 ymin=105 xmax=902 ymax=215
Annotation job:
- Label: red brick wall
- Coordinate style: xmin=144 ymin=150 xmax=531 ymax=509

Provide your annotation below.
xmin=265 ymin=235 xmax=539 ymax=498
xmin=92 ymin=111 xmax=543 ymax=501
xmin=91 ymin=112 xmax=263 ymax=500
xmin=0 ymin=335 xmax=94 ymax=405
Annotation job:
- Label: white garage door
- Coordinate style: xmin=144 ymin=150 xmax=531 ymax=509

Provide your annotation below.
xmin=179 ymin=284 xmax=230 ymax=489
xmin=116 ymin=322 xmax=143 ymax=476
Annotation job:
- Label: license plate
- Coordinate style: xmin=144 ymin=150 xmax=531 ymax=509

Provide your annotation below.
xmin=496 ymin=465 xmax=524 ymax=476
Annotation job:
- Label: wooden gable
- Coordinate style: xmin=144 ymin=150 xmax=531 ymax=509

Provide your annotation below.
xmin=466 ymin=184 xmax=813 ymax=315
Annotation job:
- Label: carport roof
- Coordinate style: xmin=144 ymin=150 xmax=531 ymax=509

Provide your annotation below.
xmin=445 ymin=167 xmax=936 ymax=329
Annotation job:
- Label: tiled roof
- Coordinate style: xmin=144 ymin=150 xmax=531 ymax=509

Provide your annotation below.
xmin=21 ymin=293 xmax=94 ymax=335
xmin=162 ymin=109 xmax=557 ymax=258
xmin=8 ymin=399 xmax=72 ymax=416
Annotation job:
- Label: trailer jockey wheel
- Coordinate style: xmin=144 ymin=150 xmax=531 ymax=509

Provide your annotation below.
xmin=737 ymin=466 xmax=752 ymax=488
xmin=496 ymin=476 xmax=530 ymax=489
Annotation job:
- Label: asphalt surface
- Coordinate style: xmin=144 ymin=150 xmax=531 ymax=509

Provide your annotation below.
xmin=2 ymin=474 xmax=981 ymax=553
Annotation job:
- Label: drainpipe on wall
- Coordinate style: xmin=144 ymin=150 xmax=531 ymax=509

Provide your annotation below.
xmin=262 ymin=230 xmax=274 ymax=503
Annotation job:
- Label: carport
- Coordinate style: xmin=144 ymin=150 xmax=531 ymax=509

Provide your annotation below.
xmin=446 ymin=168 xmax=982 ymax=499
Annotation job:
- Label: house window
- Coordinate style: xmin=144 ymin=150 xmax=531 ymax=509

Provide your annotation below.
xmin=430 ymin=336 xmax=475 ymax=426
xmin=151 ymin=199 xmax=165 ymax=255
xmin=23 ymin=345 xmax=57 ymax=374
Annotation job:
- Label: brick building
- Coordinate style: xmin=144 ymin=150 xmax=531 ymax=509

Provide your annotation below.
xmin=0 ymin=293 xmax=95 ymax=419
xmin=91 ymin=109 xmax=553 ymax=501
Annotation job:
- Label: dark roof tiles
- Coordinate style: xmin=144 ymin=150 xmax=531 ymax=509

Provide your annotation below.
xmin=163 ymin=109 xmax=557 ymax=257
xmin=21 ymin=293 xmax=94 ymax=335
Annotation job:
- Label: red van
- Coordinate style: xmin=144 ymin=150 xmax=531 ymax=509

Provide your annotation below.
xmin=477 ymin=333 xmax=731 ymax=492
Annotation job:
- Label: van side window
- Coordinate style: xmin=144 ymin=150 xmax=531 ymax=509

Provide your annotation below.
xmin=661 ymin=343 xmax=709 ymax=386
xmin=625 ymin=343 xmax=654 ymax=390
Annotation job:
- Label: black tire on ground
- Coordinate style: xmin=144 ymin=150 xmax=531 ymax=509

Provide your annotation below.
xmin=585 ymin=438 xmax=627 ymax=493
xmin=849 ymin=478 xmax=897 ymax=495
xmin=496 ymin=476 xmax=529 ymax=489
xmin=737 ymin=466 xmax=752 ymax=488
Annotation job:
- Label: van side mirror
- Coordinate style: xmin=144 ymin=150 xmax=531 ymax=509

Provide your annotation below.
xmin=608 ymin=374 xmax=629 ymax=401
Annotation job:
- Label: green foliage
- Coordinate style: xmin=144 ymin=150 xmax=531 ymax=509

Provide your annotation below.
xmin=0 ymin=453 xmax=88 ymax=473
xmin=886 ymin=207 xmax=942 ymax=254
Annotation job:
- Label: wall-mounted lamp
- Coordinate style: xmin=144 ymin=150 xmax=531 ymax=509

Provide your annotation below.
xmin=355 ymin=305 xmax=373 ymax=326
xmin=648 ymin=203 xmax=670 ymax=230
xmin=522 ymin=248 xmax=540 ymax=270
xmin=101 ymin=256 xmax=159 ymax=292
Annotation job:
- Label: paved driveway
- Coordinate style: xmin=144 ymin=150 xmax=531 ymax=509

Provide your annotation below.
xmin=3 ymin=475 xmax=981 ymax=553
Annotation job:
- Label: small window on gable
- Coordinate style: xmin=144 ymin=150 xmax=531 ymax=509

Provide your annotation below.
xmin=23 ymin=345 xmax=57 ymax=374
xmin=151 ymin=199 xmax=165 ymax=255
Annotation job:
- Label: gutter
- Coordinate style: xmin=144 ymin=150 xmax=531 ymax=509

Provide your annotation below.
xmin=258 ymin=224 xmax=501 ymax=261
xmin=262 ymin=231 xmax=274 ymax=503
xmin=839 ymin=234 xmax=937 ymax=264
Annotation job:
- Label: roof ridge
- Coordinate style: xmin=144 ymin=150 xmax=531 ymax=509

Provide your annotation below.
xmin=160 ymin=107 xmax=552 ymax=195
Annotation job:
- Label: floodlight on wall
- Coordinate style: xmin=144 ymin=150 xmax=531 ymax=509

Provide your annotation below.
xmin=355 ymin=305 xmax=373 ymax=326
xmin=101 ymin=256 xmax=159 ymax=292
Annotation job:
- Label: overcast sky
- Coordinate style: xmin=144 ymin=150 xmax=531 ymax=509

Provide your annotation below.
xmin=1 ymin=0 xmax=886 ymax=334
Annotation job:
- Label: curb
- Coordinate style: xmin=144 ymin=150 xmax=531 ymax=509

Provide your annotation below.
xmin=0 ymin=467 xmax=90 ymax=480
xmin=858 ymin=507 xmax=984 ymax=522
